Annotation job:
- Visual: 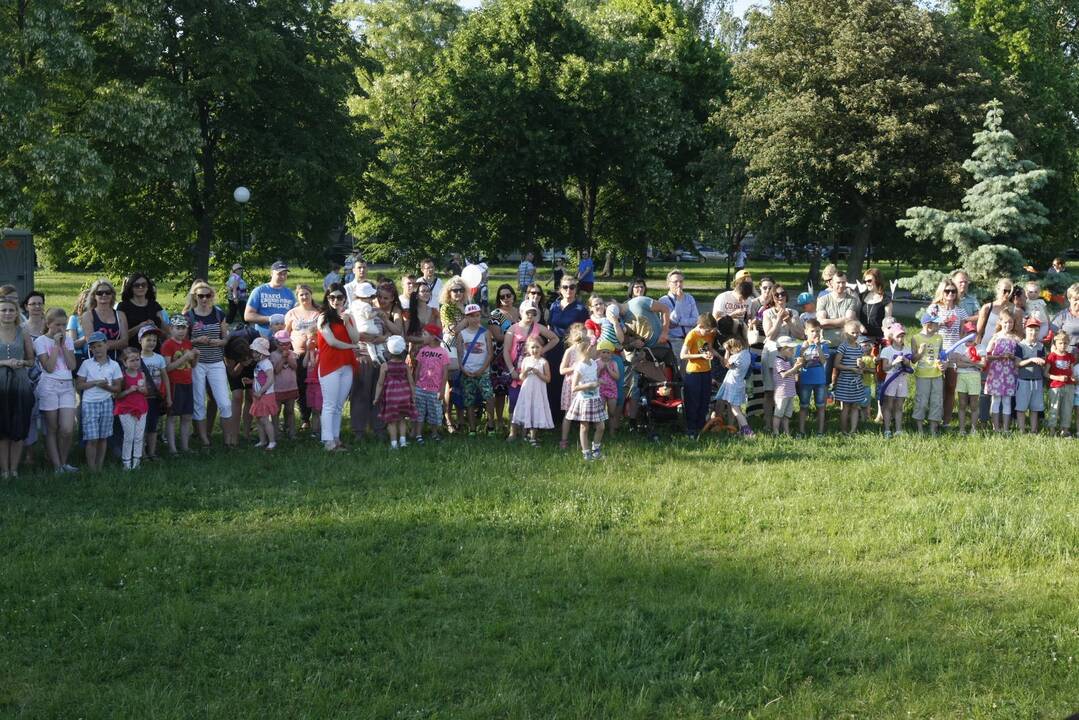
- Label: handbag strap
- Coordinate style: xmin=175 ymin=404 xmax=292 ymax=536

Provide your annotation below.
xmin=459 ymin=326 xmax=485 ymax=371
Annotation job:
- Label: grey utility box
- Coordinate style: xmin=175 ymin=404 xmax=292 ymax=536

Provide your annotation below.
xmin=1 ymin=229 xmax=34 ymax=300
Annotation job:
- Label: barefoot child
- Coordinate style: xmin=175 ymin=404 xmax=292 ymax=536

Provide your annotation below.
xmin=374 ymin=335 xmax=416 ymax=449
xmin=248 ymin=337 xmax=277 ymax=450
xmin=75 ymin=332 xmax=122 ymax=471
xmin=565 ymin=335 xmax=608 ymax=459
xmin=114 ymin=348 xmax=150 ymax=470
xmin=510 ymin=336 xmax=554 ymax=445
xmin=716 ymin=337 xmax=754 ymax=437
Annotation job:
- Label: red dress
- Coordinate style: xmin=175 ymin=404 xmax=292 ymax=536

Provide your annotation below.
xmin=113 ymin=371 xmax=149 ymax=418
xmin=379 ymin=359 xmax=415 ymax=422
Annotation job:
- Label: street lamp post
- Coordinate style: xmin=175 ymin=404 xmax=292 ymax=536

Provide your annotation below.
xmin=233 ymin=186 xmax=250 ymax=252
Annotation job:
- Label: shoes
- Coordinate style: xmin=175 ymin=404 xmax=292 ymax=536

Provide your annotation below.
xmin=528 ymin=437 xmax=539 ymax=447
xmin=62 ymin=464 xmax=79 ymax=473
xmin=415 ymin=436 xmax=425 ymax=445
xmin=883 ymin=430 xmax=892 ymax=438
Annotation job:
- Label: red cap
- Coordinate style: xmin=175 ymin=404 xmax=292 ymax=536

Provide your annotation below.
xmin=423 ymin=323 xmax=442 ymax=339
xmin=1024 ymin=317 xmax=1041 ymax=328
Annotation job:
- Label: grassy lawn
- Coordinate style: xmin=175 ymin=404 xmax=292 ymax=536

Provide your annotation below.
xmin=1 ymin=429 xmax=1077 ymax=718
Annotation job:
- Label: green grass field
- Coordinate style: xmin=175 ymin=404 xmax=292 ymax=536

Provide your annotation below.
xmin=6 ymin=265 xmax=1075 ymax=718
xmin=1 ymin=431 xmax=1077 ymax=718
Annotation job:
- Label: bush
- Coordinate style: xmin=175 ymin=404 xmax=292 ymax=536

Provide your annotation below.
xmin=964 ymin=244 xmax=1028 ymax=288
xmin=897 ymin=269 xmax=949 ymax=300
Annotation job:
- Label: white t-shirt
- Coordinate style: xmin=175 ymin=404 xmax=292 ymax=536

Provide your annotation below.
xmin=712 ymin=291 xmax=746 ymax=318
xmin=33 ymin=335 xmax=75 ymax=381
xmin=141 ymin=352 xmax=168 ymax=394
xmin=459 ymin=326 xmax=488 ymax=373
xmin=77 ymin=357 xmax=123 ymax=403
xmin=424 ymin=276 xmax=443 ymax=309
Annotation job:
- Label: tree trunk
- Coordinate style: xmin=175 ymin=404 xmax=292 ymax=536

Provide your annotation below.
xmin=192 ymin=98 xmax=217 ymax=280
xmin=601 ymin=250 xmax=614 ymax=278
xmin=632 ymin=252 xmax=647 ymax=278
xmin=847 ymin=214 xmax=872 ymax=279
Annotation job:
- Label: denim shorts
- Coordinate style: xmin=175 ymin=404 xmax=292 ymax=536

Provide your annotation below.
xmin=797 ymin=383 xmax=827 ymax=407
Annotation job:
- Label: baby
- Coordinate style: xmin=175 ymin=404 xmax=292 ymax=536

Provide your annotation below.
xmin=350 ymin=283 xmax=386 ymax=363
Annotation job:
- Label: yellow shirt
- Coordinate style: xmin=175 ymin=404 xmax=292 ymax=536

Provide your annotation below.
xmin=684 ymin=328 xmax=717 ymax=374
xmin=912 ymin=333 xmax=943 ymax=378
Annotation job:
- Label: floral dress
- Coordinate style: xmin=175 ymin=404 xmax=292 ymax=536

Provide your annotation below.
xmin=983 ymin=336 xmax=1019 ymax=397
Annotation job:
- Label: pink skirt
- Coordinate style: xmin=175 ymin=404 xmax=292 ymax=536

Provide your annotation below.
xmin=306 ymin=380 xmax=323 ymax=411
xmin=250 ymin=394 xmax=279 ymax=418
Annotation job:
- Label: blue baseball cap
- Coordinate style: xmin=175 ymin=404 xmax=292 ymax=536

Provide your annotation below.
xmin=87 ymin=331 xmax=107 ymax=344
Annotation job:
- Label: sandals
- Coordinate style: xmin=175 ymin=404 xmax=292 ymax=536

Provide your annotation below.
xmin=528 ymin=437 xmax=540 ymax=447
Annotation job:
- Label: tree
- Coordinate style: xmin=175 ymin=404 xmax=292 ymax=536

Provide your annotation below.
xmin=725 ymin=0 xmax=990 ymax=278
xmin=898 ymin=100 xmax=1051 ymax=257
xmin=16 ymin=0 xmax=371 ymax=280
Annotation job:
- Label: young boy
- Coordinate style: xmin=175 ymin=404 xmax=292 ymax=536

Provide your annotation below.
xmin=414 ymin=324 xmax=451 ymax=443
xmin=1045 ymin=333 xmax=1076 ymax=436
xmin=911 ymin=312 xmax=944 ymax=436
xmin=796 ymin=291 xmax=817 ymax=325
xmin=772 ymin=336 xmax=800 ymax=435
xmin=75 ymin=332 xmax=123 ymax=471
xmin=793 ymin=319 xmax=830 ymax=436
xmin=1014 ymin=318 xmax=1046 ymax=433
xmin=162 ymin=315 xmax=198 ymax=453
xmin=138 ymin=325 xmax=170 ymax=460
xmin=950 ymin=320 xmax=983 ymax=435
xmin=455 ymin=303 xmax=495 ymax=434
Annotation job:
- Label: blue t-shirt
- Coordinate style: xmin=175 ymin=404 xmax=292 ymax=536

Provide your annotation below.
xmin=795 ymin=341 xmax=831 ymax=385
xmin=548 ymin=300 xmax=588 ymax=339
xmin=577 ymin=258 xmax=594 ymax=284
xmin=246 ymin=284 xmax=296 ymax=337
xmin=624 ymin=296 xmax=663 ymax=348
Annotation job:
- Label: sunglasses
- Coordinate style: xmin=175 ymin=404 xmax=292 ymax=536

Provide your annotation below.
xmin=499 ymin=293 xmax=514 ymax=300
xmin=132 ymin=282 xmax=148 ymax=290
xmin=95 ymin=289 xmax=114 ymax=296
xmin=774 ymin=291 xmax=787 ymax=298
xmin=450 ymin=287 xmax=464 ymax=293
xmin=944 ymin=288 xmax=957 ymax=294
xmin=328 ymin=294 xmax=345 ymax=300
xmin=528 ymin=290 xmax=541 ymax=295
xmin=196 ymin=293 xmax=213 ymax=299
xmin=561 ymin=285 xmax=577 ymax=290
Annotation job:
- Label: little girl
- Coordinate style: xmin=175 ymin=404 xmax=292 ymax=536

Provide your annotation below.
xmin=565 ymin=335 xmax=608 ymax=459
xmin=585 ymin=296 xmax=606 ymax=340
xmin=303 ymin=325 xmax=322 ymax=438
xmin=831 ymin=320 xmax=867 ymax=434
xmin=272 ymin=329 xmax=299 ymax=440
xmin=878 ymin=323 xmax=912 ymax=437
xmin=249 ymin=337 xmax=278 ymax=450
xmin=983 ymin=314 xmax=1020 ymax=432
xmin=114 ymin=348 xmax=150 ymax=470
xmin=596 ymin=339 xmax=620 ymax=434
xmin=509 ymin=337 xmax=554 ymax=445
xmin=715 ymin=337 xmax=754 ymax=437
xmin=34 ymin=308 xmax=78 ymax=473
xmin=374 ymin=335 xmax=415 ymax=449
xmin=559 ymin=323 xmax=586 ymax=449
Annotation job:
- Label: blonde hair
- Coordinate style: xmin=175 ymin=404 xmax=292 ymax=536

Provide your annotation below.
xmin=182 ymin=279 xmax=215 ymax=314
xmin=439 ymin=276 xmax=466 ymax=306
xmin=1066 ymin=282 xmax=1079 ymax=301
xmin=526 ymin=336 xmax=544 ymax=352
xmin=724 ymin=337 xmax=745 ymax=354
xmin=45 ymin=307 xmax=68 ymax=326
xmin=86 ymin=278 xmax=117 ymax=311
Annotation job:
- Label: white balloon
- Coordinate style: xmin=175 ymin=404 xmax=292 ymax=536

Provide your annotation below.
xmin=233 ymin=186 xmax=250 ymax=203
xmin=461 ymin=264 xmax=484 ymax=289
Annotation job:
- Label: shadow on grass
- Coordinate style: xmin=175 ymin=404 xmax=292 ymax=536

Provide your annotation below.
xmin=2 ymin=491 xmax=1075 ymax=718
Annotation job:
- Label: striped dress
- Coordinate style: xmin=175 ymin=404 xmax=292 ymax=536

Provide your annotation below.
xmin=833 ymin=342 xmax=867 ymax=404
xmin=379 ymin=359 xmax=416 ymax=422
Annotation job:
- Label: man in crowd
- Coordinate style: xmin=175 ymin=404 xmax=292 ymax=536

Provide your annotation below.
xmin=244 ymin=261 xmax=296 ymax=337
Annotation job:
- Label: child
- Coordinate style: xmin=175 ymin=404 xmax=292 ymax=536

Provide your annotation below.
xmin=596 ymin=339 xmax=620 ymax=435
xmin=831 ymin=320 xmax=867 ymax=434
xmin=983 ymin=313 xmax=1020 ymax=433
xmin=138 ymin=325 xmax=169 ymax=461
xmin=794 ymin=319 xmax=830 ymax=436
xmin=162 ymin=315 xmax=197 ymax=454
xmin=715 ymin=337 xmax=754 ymax=437
xmin=559 ymin=323 xmax=586 ymax=449
xmin=585 ymin=296 xmax=606 ymax=340
xmin=857 ymin=334 xmax=877 ymax=424
xmin=509 ymin=336 xmax=554 ymax=446
xmin=949 ymin=320 xmax=983 ymax=435
xmin=114 ymin=348 xmax=150 ymax=470
xmin=349 ymin=290 xmax=385 ymax=363
xmin=1024 ymin=281 xmax=1050 ymax=342
xmin=796 ymin=291 xmax=817 ymax=325
xmin=374 ymin=335 xmax=415 ymax=449
xmin=772 ymin=336 xmax=800 ymax=435
xmin=911 ymin=312 xmax=944 ymax=436
xmin=75 ymin=332 xmax=122 ymax=471
xmin=455 ymin=304 xmax=495 ymax=435
xmin=34 ymin=308 xmax=78 ymax=473
xmin=272 ymin=329 xmax=299 ymax=440
xmin=680 ymin=313 xmax=717 ymax=437
xmin=413 ymin=324 xmax=450 ymax=443
xmin=303 ymin=325 xmax=322 ymax=438
xmin=1045 ymin=333 xmax=1076 ymax=436
xmin=1014 ymin=318 xmax=1046 ymax=433
xmin=565 ymin=335 xmax=608 ymax=459
xmin=878 ymin=323 xmax=912 ymax=437
xmin=248 ymin=337 xmax=278 ymax=450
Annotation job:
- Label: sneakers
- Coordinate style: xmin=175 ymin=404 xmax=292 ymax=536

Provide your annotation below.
xmin=590 ymin=444 xmax=602 ymax=460
xmin=398 ymin=437 xmax=408 ymax=449
xmin=883 ymin=430 xmax=892 ymax=439
xmin=415 ymin=436 xmax=425 ymax=445
xmin=739 ymin=426 xmax=755 ymax=438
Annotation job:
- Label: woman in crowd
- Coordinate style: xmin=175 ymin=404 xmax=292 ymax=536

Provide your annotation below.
xmin=285 ymin=284 xmax=321 ymax=430
xmin=523 ymin=283 xmax=549 ymax=326
xmin=404 ymin=281 xmax=441 ymax=354
xmin=0 ymin=295 xmax=35 ymax=478
xmin=317 ymin=283 xmax=359 ymax=451
xmin=182 ymin=280 xmax=234 ymax=447
xmin=546 ymin=274 xmax=589 ymax=423
xmin=118 ymin=273 xmax=166 ymax=349
xmin=80 ymin=278 xmax=128 ymax=361
xmin=1051 ymin=282 xmax=1079 ymax=353
xmin=926 ymin=277 xmax=965 ymax=424
xmin=22 ymin=291 xmax=47 ymax=339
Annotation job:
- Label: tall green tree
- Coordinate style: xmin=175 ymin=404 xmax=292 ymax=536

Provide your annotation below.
xmin=898 ymin=100 xmax=1051 ymax=256
xmin=726 ymin=0 xmax=989 ymax=277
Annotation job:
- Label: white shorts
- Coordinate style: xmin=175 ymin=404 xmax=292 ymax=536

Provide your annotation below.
xmin=36 ymin=376 xmax=76 ymax=411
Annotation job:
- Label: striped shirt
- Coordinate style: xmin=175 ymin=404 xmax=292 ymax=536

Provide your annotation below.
xmin=187 ymin=308 xmax=226 ymax=364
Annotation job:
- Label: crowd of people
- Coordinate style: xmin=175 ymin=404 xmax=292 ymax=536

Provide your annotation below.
xmin=1 ymin=254 xmax=1078 ymax=476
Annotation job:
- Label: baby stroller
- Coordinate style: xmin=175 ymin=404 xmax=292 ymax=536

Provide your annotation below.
xmin=629 ymin=345 xmax=684 ymax=440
